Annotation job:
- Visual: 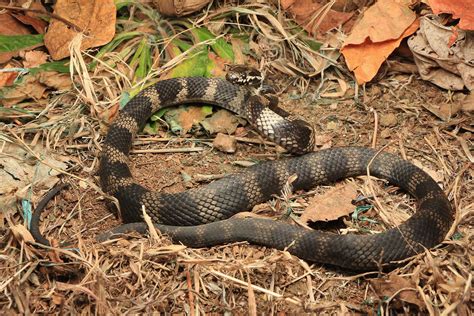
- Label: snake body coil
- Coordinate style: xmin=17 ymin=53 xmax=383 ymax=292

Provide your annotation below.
xmin=99 ymin=77 xmax=454 ymax=270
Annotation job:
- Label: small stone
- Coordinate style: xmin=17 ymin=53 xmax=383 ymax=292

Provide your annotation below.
xmin=329 ymin=103 xmax=338 ymax=110
xmin=326 ymin=121 xmax=338 ymax=130
xmin=380 ymin=129 xmax=392 ymax=139
xmin=379 ymin=113 xmax=398 ymax=127
xmin=213 ymin=133 xmax=236 ymax=153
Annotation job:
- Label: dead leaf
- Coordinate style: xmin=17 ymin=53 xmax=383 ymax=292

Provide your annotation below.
xmin=343 ymin=0 xmax=416 ymax=45
xmin=213 ymin=133 xmax=237 ymax=153
xmin=282 ymin=0 xmax=354 ymax=35
xmin=201 ymin=109 xmax=244 ymax=135
xmin=178 ymin=107 xmax=211 ymax=132
xmin=461 ymin=93 xmax=474 ymax=112
xmin=0 ymin=12 xmax=32 ymax=63
xmin=341 ymin=0 xmax=419 ymax=84
xmin=0 ymin=142 xmax=68 ymax=212
xmin=44 ymin=0 xmax=116 ymax=60
xmin=301 ymin=182 xmax=358 ymax=223
xmin=10 ymin=224 xmax=35 ymax=244
xmin=11 ymin=13 xmax=47 ymax=34
xmin=428 ymin=0 xmax=474 ymax=30
xmin=21 ymin=51 xmax=49 ymax=68
xmin=1 ymin=74 xmax=47 ymax=106
xmin=0 ymin=64 xmax=18 ymax=88
xmin=1 ymin=71 xmax=72 ymax=106
xmin=342 ymin=19 xmax=419 ymax=84
xmin=408 ymin=15 xmax=474 ymax=91
xmin=370 ymin=274 xmax=424 ymax=307
xmin=37 ymin=71 xmax=72 ymax=91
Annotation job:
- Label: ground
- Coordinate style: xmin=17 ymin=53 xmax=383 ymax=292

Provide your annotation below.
xmin=0 ymin=2 xmax=473 ymax=314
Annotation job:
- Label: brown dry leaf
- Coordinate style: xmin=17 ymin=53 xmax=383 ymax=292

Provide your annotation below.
xmin=1 ymin=71 xmax=72 ymax=106
xmin=11 ymin=13 xmax=47 ymax=34
xmin=344 ymin=0 xmax=416 ymax=45
xmin=461 ymin=93 xmax=474 ymax=112
xmin=282 ymin=0 xmax=354 ymax=35
xmin=37 ymin=71 xmax=72 ymax=91
xmin=341 ymin=0 xmax=419 ymax=84
xmin=342 ymin=19 xmax=419 ymax=84
xmin=300 ymin=182 xmax=358 ymax=223
xmin=0 ymin=63 xmax=18 ymax=88
xmin=0 ymin=12 xmax=31 ymax=63
xmin=22 ymin=51 xmax=48 ymax=68
xmin=1 ymin=74 xmax=47 ymax=106
xmin=152 ymin=0 xmax=212 ymax=17
xmin=428 ymin=0 xmax=474 ymax=30
xmin=178 ymin=106 xmax=210 ymax=132
xmin=370 ymin=274 xmax=424 ymax=307
xmin=201 ymin=109 xmax=244 ymax=135
xmin=44 ymin=0 xmax=116 ymax=60
xmin=10 ymin=224 xmax=35 ymax=244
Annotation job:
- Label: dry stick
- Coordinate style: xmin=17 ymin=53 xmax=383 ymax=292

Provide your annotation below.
xmin=130 ymin=147 xmax=205 ymax=154
xmin=365 ymin=141 xmax=395 ymax=226
xmin=0 ymin=5 xmax=83 ymax=32
xmin=370 ymin=107 xmax=379 ymax=149
xmin=185 ymin=269 xmax=195 ymax=316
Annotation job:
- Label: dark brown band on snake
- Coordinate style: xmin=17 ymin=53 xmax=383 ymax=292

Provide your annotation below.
xmin=97 ymin=77 xmax=454 ymax=271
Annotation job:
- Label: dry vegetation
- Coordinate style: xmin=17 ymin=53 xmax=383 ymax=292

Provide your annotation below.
xmin=0 ymin=1 xmax=472 ymax=314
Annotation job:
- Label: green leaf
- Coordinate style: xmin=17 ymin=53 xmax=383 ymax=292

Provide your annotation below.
xmin=304 ymin=39 xmax=322 ymax=52
xmin=29 ymin=61 xmax=70 ymax=74
xmin=0 ymin=34 xmax=44 ymax=53
xmin=192 ymin=28 xmax=234 ymax=62
xmin=134 ymin=38 xmax=152 ymax=81
xmin=168 ymin=48 xmax=210 ymax=78
xmin=115 ymin=0 xmax=134 ymax=10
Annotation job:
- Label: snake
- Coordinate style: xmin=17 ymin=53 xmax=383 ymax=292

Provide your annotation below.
xmin=18 ymin=75 xmax=451 ymax=271
xmin=93 ymin=76 xmax=455 ymax=271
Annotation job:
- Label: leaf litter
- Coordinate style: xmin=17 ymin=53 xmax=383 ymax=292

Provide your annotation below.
xmin=0 ymin=0 xmax=472 ymax=314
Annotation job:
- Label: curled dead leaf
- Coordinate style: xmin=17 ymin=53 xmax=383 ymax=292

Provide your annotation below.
xmin=44 ymin=0 xmax=116 ymax=60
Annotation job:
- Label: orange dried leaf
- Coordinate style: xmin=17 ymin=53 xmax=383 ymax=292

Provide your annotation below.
xmin=428 ymin=0 xmax=474 ymax=30
xmin=44 ymin=0 xmax=116 ymax=60
xmin=341 ymin=19 xmax=419 ymax=84
xmin=343 ymin=0 xmax=416 ymax=45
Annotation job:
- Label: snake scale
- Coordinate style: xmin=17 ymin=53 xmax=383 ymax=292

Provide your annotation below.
xmin=98 ymin=77 xmax=454 ymax=270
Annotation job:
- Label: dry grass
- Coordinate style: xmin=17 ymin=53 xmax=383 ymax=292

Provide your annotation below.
xmin=1 ymin=1 xmax=472 ymax=314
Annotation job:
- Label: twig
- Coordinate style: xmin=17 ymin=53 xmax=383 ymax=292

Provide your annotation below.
xmin=370 ymin=107 xmax=379 ymax=148
xmin=130 ymin=147 xmax=205 ymax=154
